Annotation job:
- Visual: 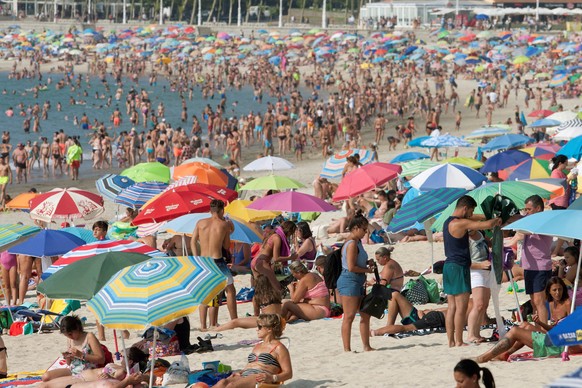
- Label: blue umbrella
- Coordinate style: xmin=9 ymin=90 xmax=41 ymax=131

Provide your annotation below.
xmin=465 ymin=126 xmax=511 ymax=139
xmin=528 ymin=118 xmax=561 ymax=128
xmin=390 ymin=152 xmax=430 ymax=163
xmin=96 ymin=174 xmax=135 ymax=202
xmin=220 ymin=168 xmax=239 ymax=191
xmin=480 ymin=149 xmax=531 ymax=173
xmin=548 ymin=309 xmax=582 ymax=348
xmin=569 ymin=196 xmax=582 ymax=210
xmin=8 ymin=230 xmax=86 ymax=258
xmin=61 ymin=227 xmax=98 ymax=243
xmin=409 ymin=163 xmax=487 ymax=191
xmin=420 ymin=134 xmax=471 ymax=148
xmin=481 ymin=134 xmax=534 ymax=151
xmin=115 ymin=181 xmax=168 ymax=209
xmin=557 ymin=135 xmax=582 ymax=160
xmin=408 ymin=136 xmax=431 ymax=147
xmin=387 ymin=188 xmax=467 ymax=233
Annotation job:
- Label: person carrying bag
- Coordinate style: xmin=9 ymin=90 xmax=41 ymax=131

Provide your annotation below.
xmin=360 ymin=265 xmax=393 ymax=319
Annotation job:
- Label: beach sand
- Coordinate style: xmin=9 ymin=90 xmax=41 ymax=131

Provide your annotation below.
xmin=0 ymin=33 xmax=580 ymax=387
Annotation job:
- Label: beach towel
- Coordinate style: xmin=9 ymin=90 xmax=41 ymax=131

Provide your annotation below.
xmin=275 ymin=227 xmax=290 ymax=257
xmin=387 ymin=327 xmax=447 ymax=339
xmin=0 ymin=376 xmax=42 ymax=387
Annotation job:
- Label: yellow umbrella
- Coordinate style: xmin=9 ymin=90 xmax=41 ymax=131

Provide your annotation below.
xmin=225 ymin=199 xmax=280 ymax=222
xmin=441 ymin=157 xmax=484 ymax=169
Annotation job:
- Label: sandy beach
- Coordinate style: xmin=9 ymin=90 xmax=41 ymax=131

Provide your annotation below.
xmin=0 ymin=23 xmax=581 ymax=388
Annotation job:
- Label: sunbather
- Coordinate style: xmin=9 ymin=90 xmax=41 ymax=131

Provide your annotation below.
xmin=282 ymin=261 xmax=331 ymax=322
xmin=372 ymin=247 xmax=404 ymax=326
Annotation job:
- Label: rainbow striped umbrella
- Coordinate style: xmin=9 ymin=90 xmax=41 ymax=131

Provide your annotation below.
xmin=520 ymin=144 xmax=560 ymax=160
xmin=0 ymin=224 xmax=40 ymax=251
xmin=500 ymin=158 xmax=551 ymax=181
xmin=114 ymin=181 xmax=168 ymax=209
xmin=87 ymin=256 xmax=227 ymax=330
xmin=320 ymin=149 xmax=373 ymax=179
xmin=549 ymin=73 xmax=569 ymax=88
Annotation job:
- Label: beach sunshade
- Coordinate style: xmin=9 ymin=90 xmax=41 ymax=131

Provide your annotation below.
xmin=400 ymin=159 xmax=439 ymax=177
xmin=557 ymin=136 xmax=582 ymax=160
xmin=409 ymin=163 xmax=487 ymax=191
xmin=115 ymin=181 xmax=168 ymax=209
xmin=441 ymin=157 xmax=484 ymax=169
xmin=96 ymin=174 xmax=135 ymax=202
xmin=419 ymin=135 xmax=471 ymax=148
xmin=433 ymin=181 xmax=553 ymax=231
xmin=554 ymin=127 xmax=582 ymax=142
xmin=224 ymin=199 xmax=280 ymax=222
xmin=61 ymin=227 xmax=98 ymax=243
xmin=500 ymin=158 xmax=551 ymax=181
xmin=5 ymin=192 xmax=39 ymax=210
xmin=161 ymin=214 xmax=262 ymax=244
xmin=504 ymin=208 xmax=582 ymax=241
xmin=243 ymin=156 xmax=295 ymax=172
xmin=528 ymin=109 xmax=554 ymax=118
xmin=390 ymin=152 xmax=430 ymax=163
xmin=8 ymin=230 xmax=85 ymax=258
xmin=387 ymin=188 xmax=468 ymax=233
xmin=29 ymin=188 xmax=104 ymax=222
xmin=248 ymin=192 xmax=336 ymax=213
xmin=37 ymin=252 xmax=151 ymax=300
xmin=0 ymin=224 xmax=40 ymax=250
xmin=520 ymin=144 xmax=560 ymax=160
xmin=172 ymin=162 xmax=227 ymax=186
xmin=546 ymin=367 xmax=582 ymax=387
xmin=549 ymin=73 xmax=569 ymax=87
xmin=546 ymin=111 xmax=579 ymax=123
xmin=481 ymin=134 xmax=534 ymax=151
xmin=480 ymin=150 xmax=531 ymax=173
xmin=239 ymin=175 xmax=305 ymax=191
xmin=160 ymin=184 xmax=238 ymax=204
xmin=521 ymin=178 xmax=566 ymax=199
xmin=132 ymin=191 xmax=212 ymax=225
xmin=332 ymin=162 xmax=401 ymax=200
xmin=43 ymin=239 xmax=167 ymax=279
xmin=180 ymin=157 xmax=222 ymax=168
xmin=320 ymin=149 xmax=373 ymax=179
xmin=528 ymin=118 xmax=561 ymax=128
xmin=87 ymin=256 xmax=227 ymax=329
xmin=121 ymin=162 xmax=171 ymax=184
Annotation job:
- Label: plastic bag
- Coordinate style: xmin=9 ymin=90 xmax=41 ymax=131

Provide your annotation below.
xmin=161 ymin=359 xmax=190 ymax=385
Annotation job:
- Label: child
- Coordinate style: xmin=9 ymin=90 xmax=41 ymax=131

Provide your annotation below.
xmin=455 ymin=111 xmax=462 ymax=131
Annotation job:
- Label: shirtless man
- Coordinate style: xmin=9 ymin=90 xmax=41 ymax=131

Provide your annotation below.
xmin=0 ymin=157 xmax=12 ymax=209
xmin=12 ymin=143 xmax=28 ymax=184
xmin=191 ymin=200 xmax=237 ymax=331
xmin=155 ymin=140 xmax=169 ymax=165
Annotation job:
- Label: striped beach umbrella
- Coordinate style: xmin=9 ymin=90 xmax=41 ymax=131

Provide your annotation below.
xmin=480 ymin=150 xmax=531 ymax=173
xmin=399 ymin=159 xmax=439 ymax=177
xmin=410 ymin=163 xmax=487 ymax=191
xmin=549 ymin=73 xmax=569 ymax=88
xmin=420 ymin=134 xmax=471 ymax=148
xmin=0 ymin=224 xmax=40 ymax=250
xmin=387 ymin=188 xmax=468 ymax=233
xmin=29 ymin=188 xmax=104 ymax=222
xmin=441 ymin=157 xmax=484 ymax=169
xmin=390 ymin=152 xmax=430 ymax=163
xmin=520 ymin=144 xmax=560 ymax=160
xmin=465 ymin=126 xmax=511 ymax=140
xmin=87 ymin=256 xmax=227 ymax=330
xmin=61 ymin=227 xmax=98 ymax=243
xmin=500 ymin=158 xmax=551 ymax=181
xmin=114 ymin=181 xmax=168 ymax=209
xmin=320 ymin=149 xmax=373 ymax=179
xmin=95 ymin=174 xmax=135 ymax=202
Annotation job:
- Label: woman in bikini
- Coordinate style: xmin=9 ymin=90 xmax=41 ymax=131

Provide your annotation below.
xmin=373 ymin=247 xmax=404 ymax=326
xmin=41 ymin=316 xmax=105 ymax=384
xmin=251 ymin=221 xmax=298 ymax=292
xmin=282 ymin=261 xmax=331 ymax=322
xmin=214 ymin=314 xmax=292 ymax=387
xmin=295 ymin=222 xmax=317 ymax=268
xmin=213 ymin=275 xmax=281 ymax=332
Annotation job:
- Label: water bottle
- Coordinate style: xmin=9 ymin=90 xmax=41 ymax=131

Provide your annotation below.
xmin=180 ymin=352 xmax=190 ymax=372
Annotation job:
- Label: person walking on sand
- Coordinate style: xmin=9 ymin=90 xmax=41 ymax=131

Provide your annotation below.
xmin=0 ymin=157 xmax=12 ymax=210
xmin=12 ymin=143 xmax=28 ymax=184
xmin=443 ymin=196 xmax=500 ymax=347
xmin=191 ymin=199 xmax=237 ymax=331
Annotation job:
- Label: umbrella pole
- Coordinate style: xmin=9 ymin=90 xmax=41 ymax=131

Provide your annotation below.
xmin=120 ymin=335 xmax=130 ymax=375
xmin=113 ymin=329 xmax=120 ymax=360
xmin=489 ymin=264 xmax=507 ymax=338
xmin=506 ymin=269 xmax=523 ymax=322
xmin=182 ymin=235 xmax=186 ymax=256
xmin=149 ymin=329 xmax=157 ymax=388
xmin=562 ymin=247 xmax=582 ymax=361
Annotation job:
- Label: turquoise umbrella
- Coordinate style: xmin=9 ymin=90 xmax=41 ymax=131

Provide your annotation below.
xmin=61 ymin=227 xmax=98 ymax=243
xmin=0 ymin=224 xmax=40 ymax=251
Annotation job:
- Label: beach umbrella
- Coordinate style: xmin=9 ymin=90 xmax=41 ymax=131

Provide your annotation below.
xmin=408 ymin=136 xmax=431 ymax=148
xmin=243 ymin=156 xmax=295 ymax=172
xmin=520 ymin=144 xmax=560 ymax=160
xmin=37 ymin=252 xmax=151 ymax=300
xmin=0 ymin=224 xmax=40 ymax=250
xmin=546 ymin=111 xmax=579 ymax=123
xmin=132 ymin=191 xmax=213 ymax=225
xmin=8 ymin=230 xmax=85 ymax=258
xmin=399 ymin=159 xmax=439 ymax=177
xmin=121 ymin=162 xmax=171 ymax=184
xmin=433 ymin=181 xmax=553 ymax=231
xmin=115 ymin=182 xmax=168 ymax=209
xmin=387 ymin=188 xmax=468 ymax=233
xmin=513 ymin=55 xmax=530 ymax=64
xmin=248 ymin=192 xmax=336 ymax=213
xmin=161 ymin=214 xmax=262 ymax=244
xmin=43 ymin=239 xmax=167 ymax=279
xmin=87 ymin=256 xmax=227 ymax=387
xmin=521 ymin=178 xmax=567 ymax=199
xmin=29 ymin=188 xmax=104 ymax=222
xmin=528 ymin=118 xmax=561 ymax=128
xmin=420 ymin=134 xmax=471 ymax=148
xmin=239 ymin=175 xmax=305 ymax=191
xmin=528 ymin=109 xmax=555 ymax=118
xmin=320 ymin=149 xmax=374 ymax=179
xmin=549 ymin=73 xmax=569 ymax=87
xmin=481 ymin=134 xmax=534 ymax=151
xmin=441 ymin=157 xmax=484 ymax=169
xmin=557 ymin=119 xmax=582 ymax=132
xmin=409 ymin=163 xmax=487 ymax=191
xmin=390 ymin=152 xmax=430 ymax=163
xmin=465 ymin=126 xmax=511 ymax=139
xmin=96 ymin=174 xmax=136 ymax=202
xmin=480 ymin=150 xmax=531 ymax=173
xmin=172 ymin=162 xmax=227 ymax=186
xmin=180 ymin=157 xmax=222 ymax=168
xmin=61 ymin=227 xmax=98 ymax=243
xmin=557 ymin=136 xmax=582 ymax=160
xmin=553 ymin=127 xmax=582 ymax=142
xmin=162 ymin=184 xmax=237 ymax=204
xmin=332 ymin=162 xmax=401 ymax=200
xmin=500 ymin=158 xmax=551 ymax=181
xmin=224 ymin=199 xmax=280 ymax=223
xmin=5 ymin=192 xmax=39 ymax=210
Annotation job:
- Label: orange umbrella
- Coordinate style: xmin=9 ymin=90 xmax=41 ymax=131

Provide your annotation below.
xmin=172 ymin=162 xmax=228 ymax=186
xmin=6 ymin=192 xmax=39 ymax=210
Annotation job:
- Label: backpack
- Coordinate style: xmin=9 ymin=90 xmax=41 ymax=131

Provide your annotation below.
xmin=323 ymin=245 xmax=343 ymax=293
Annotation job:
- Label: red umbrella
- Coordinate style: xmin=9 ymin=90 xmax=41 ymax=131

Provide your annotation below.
xmin=29 ymin=188 xmax=104 ymax=222
xmin=165 ymin=183 xmax=238 ymax=203
xmin=132 ymin=191 xmax=212 ymax=225
xmin=333 ymin=162 xmax=401 ymax=201
xmin=527 ymin=110 xmax=554 ymax=118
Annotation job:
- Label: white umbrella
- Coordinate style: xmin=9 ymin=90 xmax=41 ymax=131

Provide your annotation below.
xmin=553 ymin=127 xmax=582 ymax=141
xmin=545 ymin=111 xmax=578 ymax=124
xmin=243 ymin=156 xmax=295 ymax=172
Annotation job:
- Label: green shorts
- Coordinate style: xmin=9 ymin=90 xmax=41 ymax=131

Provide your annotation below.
xmin=532 ymin=331 xmax=564 ymax=358
xmin=443 ymin=262 xmax=471 ymax=296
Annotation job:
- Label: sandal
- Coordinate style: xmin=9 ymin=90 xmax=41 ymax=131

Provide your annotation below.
xmin=195 ymin=337 xmax=214 ymax=353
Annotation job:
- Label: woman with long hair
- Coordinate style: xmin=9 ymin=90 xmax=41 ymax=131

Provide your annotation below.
xmin=454 ymin=359 xmax=495 ymax=388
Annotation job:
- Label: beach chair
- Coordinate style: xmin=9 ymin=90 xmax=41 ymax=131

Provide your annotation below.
xmin=16 ymin=299 xmax=81 ymax=333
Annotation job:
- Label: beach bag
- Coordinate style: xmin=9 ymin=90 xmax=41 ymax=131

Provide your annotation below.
xmin=360 ymin=267 xmax=392 ymax=319
xmin=418 ymin=275 xmax=440 ymax=304
xmin=403 ymin=279 xmax=430 ymax=305
xmin=323 ymin=244 xmax=344 ymax=293
xmin=0 ymin=310 xmax=13 ymax=331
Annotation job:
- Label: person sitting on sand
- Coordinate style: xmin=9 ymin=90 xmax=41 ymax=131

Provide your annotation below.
xmin=295 ymin=222 xmax=317 ymax=267
xmin=214 ymin=314 xmax=292 ymax=388
xmin=282 ymin=261 xmax=331 ymax=322
xmin=41 ymin=316 xmax=105 ymax=383
xmin=213 ymin=275 xmax=281 ymax=332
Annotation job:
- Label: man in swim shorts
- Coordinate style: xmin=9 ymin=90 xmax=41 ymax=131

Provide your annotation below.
xmin=11 ymin=143 xmax=28 ymax=184
xmin=0 ymin=157 xmax=12 ymax=210
xmin=191 ymin=199 xmax=237 ymax=330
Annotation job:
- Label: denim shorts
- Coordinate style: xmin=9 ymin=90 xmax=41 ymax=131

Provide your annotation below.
xmin=214 ymin=258 xmax=234 ymax=286
xmin=337 ymin=269 xmax=366 ymax=297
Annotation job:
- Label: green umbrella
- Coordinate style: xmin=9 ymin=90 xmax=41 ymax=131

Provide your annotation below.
xmin=513 ymin=55 xmax=530 ymax=65
xmin=432 ymin=181 xmax=552 ymax=231
xmin=570 ymin=73 xmax=581 ymax=83
xmin=36 ymin=252 xmax=151 ymax=300
xmin=437 ymin=30 xmax=450 ymax=40
xmin=239 ymin=175 xmax=305 ymax=191
xmin=400 ymin=159 xmax=438 ymax=177
xmin=121 ymin=162 xmax=171 ymax=184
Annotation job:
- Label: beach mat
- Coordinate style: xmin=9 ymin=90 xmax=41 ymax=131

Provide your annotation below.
xmin=0 ymin=372 xmax=43 ymax=387
xmin=387 ymin=327 xmax=447 ymax=339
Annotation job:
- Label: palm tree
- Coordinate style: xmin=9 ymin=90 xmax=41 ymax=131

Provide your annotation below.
xmin=190 ymin=0 xmax=197 ymax=24
xmin=228 ymin=0 xmax=234 ymax=24
xmin=299 ymin=0 xmax=306 ymax=24
xmin=287 ymin=0 xmax=293 ymax=23
xmin=207 ymin=0 xmax=217 ymax=22
xmin=245 ymin=0 xmax=251 ymax=22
